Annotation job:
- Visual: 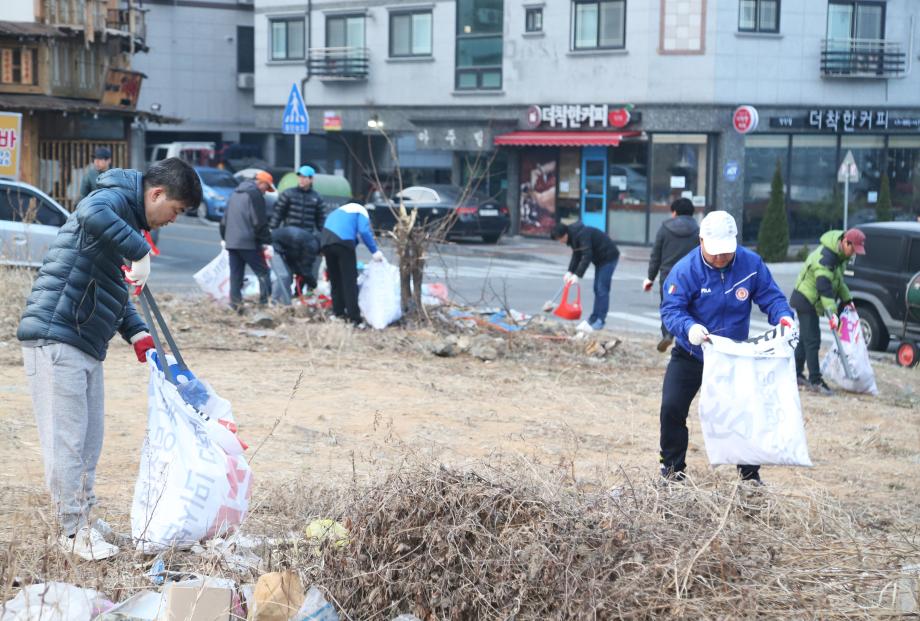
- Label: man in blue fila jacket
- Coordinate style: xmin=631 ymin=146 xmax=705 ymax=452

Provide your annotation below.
xmin=320 ymin=202 xmax=384 ymax=324
xmin=658 ymin=210 xmax=795 ymax=484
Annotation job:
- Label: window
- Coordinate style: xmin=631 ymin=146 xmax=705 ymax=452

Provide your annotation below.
xmin=861 ymin=234 xmax=903 ymax=271
xmin=573 ymin=0 xmax=625 ymax=50
xmin=908 ymin=239 xmax=920 ymax=273
xmin=0 ymin=48 xmax=38 ymax=85
xmin=827 ymin=1 xmax=884 ymax=41
xmin=327 ymin=14 xmax=365 ymax=48
xmin=456 ymin=0 xmax=503 ymax=90
xmin=525 ymin=7 xmax=543 ymax=32
xmin=237 ymin=26 xmax=254 ymax=73
xmin=739 ymin=0 xmax=780 ymax=33
xmin=270 ymin=17 xmax=305 ymax=60
xmin=390 ymin=10 xmax=432 ymax=57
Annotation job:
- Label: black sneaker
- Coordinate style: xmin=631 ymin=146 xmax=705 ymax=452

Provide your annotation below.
xmin=660 ymin=466 xmax=686 ymax=483
xmin=808 ymin=379 xmax=833 ymax=396
xmin=796 ymin=374 xmax=807 ymax=388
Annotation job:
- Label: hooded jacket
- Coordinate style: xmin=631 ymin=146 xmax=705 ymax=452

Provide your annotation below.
xmin=792 ymin=230 xmax=852 ymax=314
xmin=661 ymin=246 xmax=792 ymax=361
xmin=648 ymin=215 xmax=699 ymax=282
xmin=565 ymin=222 xmax=620 ymax=278
xmin=320 ymin=203 xmax=378 ymax=253
xmin=272 ymin=226 xmax=320 ymax=277
xmin=220 ymin=180 xmax=271 ymax=250
xmin=17 ymin=169 xmax=150 ymax=361
xmin=269 ymin=186 xmax=326 ymax=232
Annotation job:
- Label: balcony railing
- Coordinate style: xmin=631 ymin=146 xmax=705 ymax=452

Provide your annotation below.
xmin=106 ymin=7 xmax=147 ymax=44
xmin=821 ymin=38 xmax=907 ymax=78
xmin=307 ymin=47 xmax=369 ymax=81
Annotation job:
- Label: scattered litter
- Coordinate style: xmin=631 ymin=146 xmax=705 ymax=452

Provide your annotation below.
xmin=585 ymin=338 xmax=621 ymax=358
xmin=293 ymin=587 xmax=338 ymax=621
xmin=248 ymin=571 xmax=303 ymax=621
xmin=390 ymin=615 xmax=422 ymax=621
xmin=160 ymin=578 xmax=232 ymax=621
xmin=0 ymin=583 xmax=107 ymax=621
xmin=305 ymin=519 xmax=349 ymax=554
xmin=96 ymin=591 xmax=162 ymax=621
xmin=420 ymin=282 xmax=449 ymax=307
xmin=247 ymin=313 xmax=276 ymax=329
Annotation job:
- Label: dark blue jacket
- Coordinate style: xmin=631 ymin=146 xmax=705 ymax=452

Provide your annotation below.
xmin=661 ymin=246 xmax=792 ymax=361
xmin=17 ymin=169 xmax=151 ymax=361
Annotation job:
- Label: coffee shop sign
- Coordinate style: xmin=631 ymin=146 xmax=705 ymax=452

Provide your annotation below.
xmin=527 ymin=104 xmax=634 ymax=130
xmin=770 ymin=109 xmax=920 ymax=132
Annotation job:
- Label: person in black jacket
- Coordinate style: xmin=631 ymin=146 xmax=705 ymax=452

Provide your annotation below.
xmin=269 ymin=165 xmax=326 ymax=233
xmin=220 ymin=171 xmax=274 ymax=310
xmin=551 ymin=221 xmax=620 ymax=332
xmin=270 ymin=225 xmax=320 ymax=304
xmin=643 ymin=198 xmax=700 ymax=352
xmin=17 ymin=158 xmax=201 ymax=560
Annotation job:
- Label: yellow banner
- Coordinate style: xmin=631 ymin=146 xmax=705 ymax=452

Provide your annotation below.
xmin=0 ymin=112 xmax=22 ymax=179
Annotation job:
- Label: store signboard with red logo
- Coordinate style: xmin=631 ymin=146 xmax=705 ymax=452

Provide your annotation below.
xmin=323 ymin=110 xmax=342 ymax=131
xmin=101 ymin=69 xmax=143 ymax=109
xmin=732 ymin=105 xmax=759 ymax=134
xmin=0 ymin=111 xmax=22 ymax=180
xmin=526 ymin=104 xmax=638 ymax=130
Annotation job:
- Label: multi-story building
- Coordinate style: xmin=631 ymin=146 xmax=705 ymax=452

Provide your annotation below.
xmin=132 ymin=0 xmax=271 ymax=163
xmin=1 ymin=0 xmax=153 ymax=209
xmin=253 ymin=0 xmax=920 ymax=242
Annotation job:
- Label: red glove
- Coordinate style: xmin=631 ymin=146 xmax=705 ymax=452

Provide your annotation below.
xmin=132 ymin=334 xmax=155 ymax=363
xmin=827 ymin=313 xmax=839 ymax=331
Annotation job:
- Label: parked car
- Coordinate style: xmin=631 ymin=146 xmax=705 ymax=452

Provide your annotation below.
xmin=193 ymin=166 xmax=237 ymax=221
xmin=844 ymin=222 xmax=920 ymax=353
xmin=367 ymin=184 xmax=510 ymax=244
xmin=0 ymin=179 xmax=70 ymax=267
xmin=148 ymin=142 xmax=215 ymax=168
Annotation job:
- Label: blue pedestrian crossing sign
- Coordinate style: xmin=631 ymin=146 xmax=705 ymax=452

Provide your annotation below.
xmin=282 ymin=83 xmax=309 ymax=135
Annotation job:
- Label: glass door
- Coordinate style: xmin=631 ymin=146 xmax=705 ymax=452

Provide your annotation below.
xmin=580 ymin=146 xmax=607 ymax=230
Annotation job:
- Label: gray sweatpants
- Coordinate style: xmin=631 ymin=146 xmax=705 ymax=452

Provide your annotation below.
xmin=22 ymin=343 xmax=104 ymax=536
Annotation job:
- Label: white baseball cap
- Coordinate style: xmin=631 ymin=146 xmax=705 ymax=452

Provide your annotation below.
xmin=699 ymin=210 xmax=738 ymax=255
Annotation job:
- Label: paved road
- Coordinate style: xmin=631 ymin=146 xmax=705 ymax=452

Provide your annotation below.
xmin=149 ymin=215 xmax=825 ymax=341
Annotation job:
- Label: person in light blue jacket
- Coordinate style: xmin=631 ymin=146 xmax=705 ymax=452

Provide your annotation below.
xmin=320 ymin=202 xmax=384 ymax=323
xmin=658 ymin=210 xmax=795 ymax=485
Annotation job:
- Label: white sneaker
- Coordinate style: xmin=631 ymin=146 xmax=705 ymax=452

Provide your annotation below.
xmin=59 ymin=526 xmax=119 ymax=561
xmin=575 ymin=320 xmax=593 ymax=332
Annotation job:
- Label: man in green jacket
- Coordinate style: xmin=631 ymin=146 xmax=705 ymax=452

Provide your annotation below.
xmin=790 ymin=228 xmax=866 ymax=395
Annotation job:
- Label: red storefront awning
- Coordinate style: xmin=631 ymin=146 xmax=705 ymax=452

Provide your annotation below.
xmin=493 ymin=130 xmax=642 ymax=147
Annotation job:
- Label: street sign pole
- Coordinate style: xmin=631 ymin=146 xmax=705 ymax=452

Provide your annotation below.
xmin=294 ymin=134 xmax=301 ymax=172
xmin=837 ymin=150 xmax=859 ymax=231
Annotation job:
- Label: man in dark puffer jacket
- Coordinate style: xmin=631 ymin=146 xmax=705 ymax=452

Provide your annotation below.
xmin=17 ymin=158 xmax=201 ymax=561
xmin=268 ymin=165 xmax=326 ymax=233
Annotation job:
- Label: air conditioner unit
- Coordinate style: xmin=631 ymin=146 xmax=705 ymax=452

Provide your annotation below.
xmin=237 ymin=72 xmax=255 ymax=89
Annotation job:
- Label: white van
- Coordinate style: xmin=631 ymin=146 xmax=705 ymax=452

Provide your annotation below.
xmin=147 ymin=142 xmax=215 ymax=168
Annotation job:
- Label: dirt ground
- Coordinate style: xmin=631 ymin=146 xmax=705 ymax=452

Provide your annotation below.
xmin=1 ymin=292 xmax=918 ymax=542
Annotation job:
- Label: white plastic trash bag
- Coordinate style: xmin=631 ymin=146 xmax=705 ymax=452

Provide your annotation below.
xmin=194 ymin=250 xmax=231 ymax=303
xmin=131 ymin=354 xmax=253 ymax=553
xmin=358 ymin=260 xmax=402 ymax=330
xmin=821 ymin=307 xmax=878 ymax=395
xmin=699 ymin=325 xmax=812 ymax=467
xmin=0 ymin=583 xmax=106 ymax=621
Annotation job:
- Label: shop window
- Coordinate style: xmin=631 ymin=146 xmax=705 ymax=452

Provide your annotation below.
xmin=789 ymin=135 xmax=838 ymax=240
xmin=390 ymin=10 xmax=432 ymax=57
xmin=607 ymin=141 xmax=649 ymax=243
xmin=461 ymin=151 xmax=508 ymax=206
xmin=519 ymin=149 xmax=558 ymax=236
xmin=650 ymin=134 xmax=708 ymax=240
xmin=573 ymin=0 xmax=626 ymax=50
xmin=739 ymin=0 xmax=780 ymax=34
xmin=0 ymin=48 xmax=38 ymax=86
xmin=840 ymin=135 xmax=885 ymax=225
xmin=742 ymin=134 xmax=789 ymax=242
xmin=270 ymin=17 xmax=305 ymax=60
xmin=456 ymin=0 xmax=503 ymax=90
xmin=525 ymin=8 xmax=543 ymax=33
xmin=887 ymin=136 xmax=920 ymax=220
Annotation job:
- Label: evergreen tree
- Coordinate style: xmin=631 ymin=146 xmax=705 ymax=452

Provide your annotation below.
xmin=757 ymin=159 xmax=790 ymax=262
xmin=876 ymin=172 xmax=893 ymax=222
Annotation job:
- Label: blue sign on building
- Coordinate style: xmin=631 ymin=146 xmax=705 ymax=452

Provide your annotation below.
xmin=282 ymin=84 xmax=309 ymax=135
xmin=723 ymin=160 xmax=740 ymax=182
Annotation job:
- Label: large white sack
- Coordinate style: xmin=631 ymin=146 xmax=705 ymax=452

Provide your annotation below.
xmin=193 ymin=250 xmax=231 ymax=302
xmin=821 ymin=307 xmax=878 ymax=395
xmin=0 ymin=583 xmax=103 ymax=621
xmin=699 ymin=325 xmax=812 ymax=467
xmin=131 ymin=354 xmax=252 ymax=553
xmin=358 ymin=260 xmax=402 ymax=329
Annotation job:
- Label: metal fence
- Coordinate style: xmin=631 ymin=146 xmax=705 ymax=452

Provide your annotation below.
xmin=38 ymin=140 xmax=128 ymax=211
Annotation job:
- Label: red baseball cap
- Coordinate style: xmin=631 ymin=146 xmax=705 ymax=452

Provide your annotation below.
xmin=843 ymin=228 xmax=866 ymax=255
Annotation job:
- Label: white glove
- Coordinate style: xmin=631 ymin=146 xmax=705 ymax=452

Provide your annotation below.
xmin=124 ymin=252 xmax=151 ymax=288
xmin=564 ymin=272 xmax=579 ymax=285
xmin=642 ymin=278 xmax=653 ymax=292
xmin=372 ymin=250 xmax=384 ymax=262
xmin=262 ymin=244 xmax=274 ymax=259
xmin=688 ymin=324 xmax=710 ymax=346
xmin=220 ymin=240 xmax=226 ymax=250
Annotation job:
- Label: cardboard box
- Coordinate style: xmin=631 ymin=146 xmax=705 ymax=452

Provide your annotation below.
xmin=158 ymin=580 xmax=232 ymax=621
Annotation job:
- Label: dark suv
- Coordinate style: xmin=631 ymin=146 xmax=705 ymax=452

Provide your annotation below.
xmin=844 ymin=222 xmax=920 ymax=353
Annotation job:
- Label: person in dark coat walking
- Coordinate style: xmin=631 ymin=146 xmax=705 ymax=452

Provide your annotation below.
xmin=220 ymin=171 xmax=275 ymax=310
xmin=550 ymin=221 xmax=620 ymax=332
xmin=269 ymin=165 xmax=326 ymax=233
xmin=644 ymin=198 xmax=700 ymax=352
xmin=79 ymin=146 xmax=113 ymax=200
xmin=17 ymin=158 xmax=201 ymax=560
